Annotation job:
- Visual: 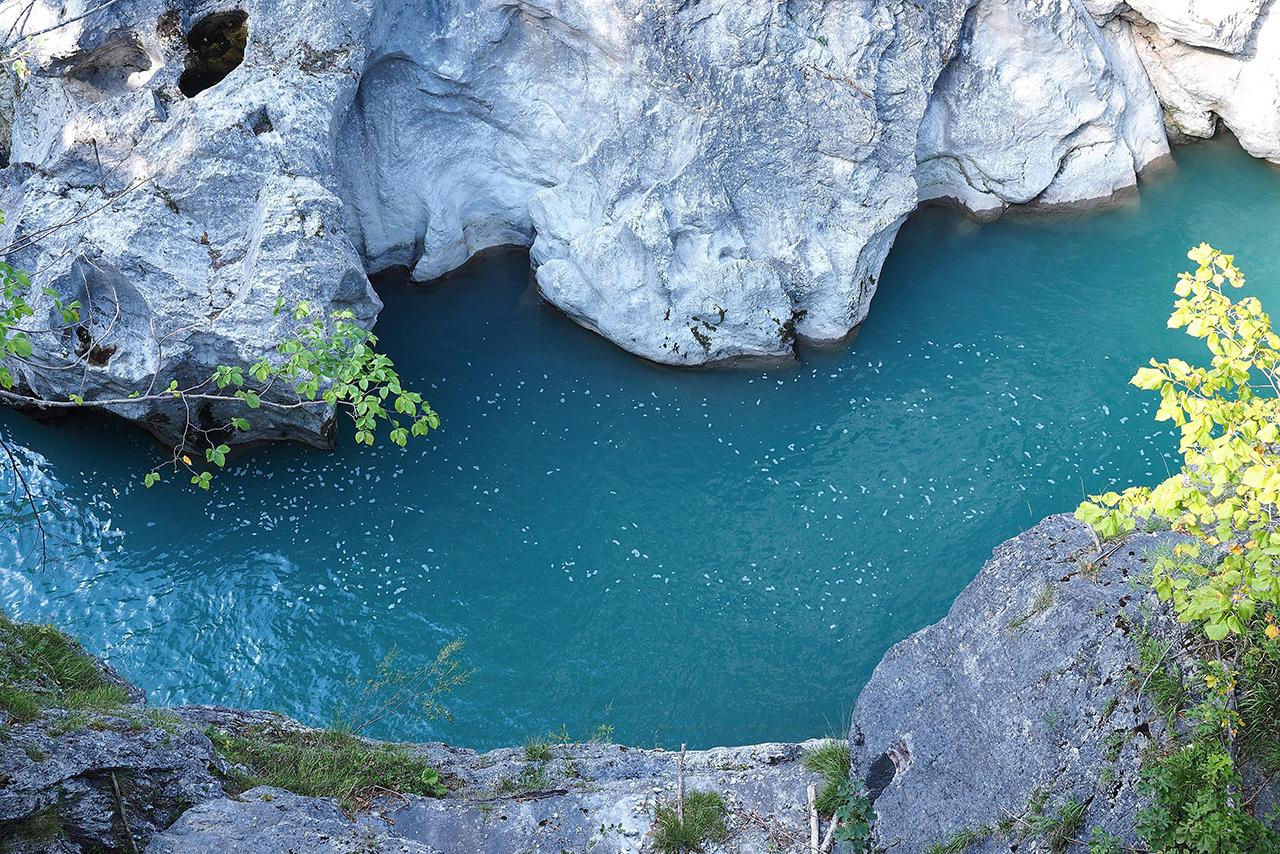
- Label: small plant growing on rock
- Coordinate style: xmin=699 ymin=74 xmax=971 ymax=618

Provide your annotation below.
xmin=652 ymin=790 xmax=729 ymax=854
xmin=802 ymin=740 xmax=873 ymax=851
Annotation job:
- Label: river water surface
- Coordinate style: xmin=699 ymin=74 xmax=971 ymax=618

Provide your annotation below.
xmin=3 ymin=136 xmax=1278 ymax=749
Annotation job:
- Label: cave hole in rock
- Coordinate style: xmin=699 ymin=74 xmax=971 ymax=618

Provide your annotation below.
xmin=177 ymin=10 xmax=248 ymax=97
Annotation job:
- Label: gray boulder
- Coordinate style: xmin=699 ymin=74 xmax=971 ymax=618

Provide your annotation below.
xmin=0 ymin=712 xmax=224 ymax=853
xmin=850 ymin=515 xmax=1183 ymax=852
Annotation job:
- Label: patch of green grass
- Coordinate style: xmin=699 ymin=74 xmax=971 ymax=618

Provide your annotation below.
xmin=0 ymin=614 xmax=131 ymax=723
xmin=1136 ymin=633 xmax=1182 ymax=730
xmin=0 ymin=806 xmax=63 ymax=847
xmin=802 ymin=740 xmax=851 ymax=816
xmin=1099 ymin=696 xmax=1119 ymax=726
xmin=1103 ymin=730 xmax=1128 ymax=762
xmin=923 ymin=825 xmax=992 ymax=854
xmin=523 ymin=735 xmax=554 ymax=763
xmin=0 ymin=686 xmax=41 ymax=723
xmin=64 ymin=684 xmax=133 ymax=712
xmin=47 ymin=711 xmax=103 ymax=736
xmin=1097 ymin=766 xmax=1115 ymax=792
xmin=652 ymin=790 xmax=729 ymax=854
xmin=207 ymin=726 xmax=449 ymax=812
xmin=1237 ymin=630 xmax=1280 ymax=775
xmin=0 ymin=615 xmax=105 ymax=693
xmin=1023 ymin=797 xmax=1086 ymax=854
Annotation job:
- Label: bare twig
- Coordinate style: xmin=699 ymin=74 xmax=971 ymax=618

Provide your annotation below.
xmin=676 ymin=743 xmax=686 ymax=824
xmin=1 ymin=0 xmax=126 ymax=51
xmin=819 ymin=815 xmax=838 ymax=853
xmin=109 ymin=770 xmax=139 ymax=854
xmin=807 ymin=782 xmax=819 ymax=852
xmin=0 ymin=428 xmax=45 ymax=569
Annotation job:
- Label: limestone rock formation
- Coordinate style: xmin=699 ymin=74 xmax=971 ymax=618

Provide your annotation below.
xmin=0 ymin=0 xmax=377 ymax=447
xmin=1 ymin=0 xmax=1279 ymax=440
xmin=849 ymin=516 xmax=1247 ymax=852
xmin=1128 ymin=3 xmax=1280 ymax=161
xmin=917 ymin=0 xmax=1169 ymax=218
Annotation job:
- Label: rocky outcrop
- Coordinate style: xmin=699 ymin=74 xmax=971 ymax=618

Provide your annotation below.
xmin=1128 ymin=3 xmax=1280 ymax=161
xmin=0 ymin=699 xmax=830 ymax=853
xmin=2 ymin=1 xmax=1279 ymax=435
xmin=849 ymin=515 xmax=1179 ymax=851
xmin=917 ymin=0 xmax=1168 ymax=218
xmin=0 ymin=0 xmax=1254 ymax=442
xmin=0 ymin=0 xmax=377 ymax=447
xmin=152 ymin=731 xmax=826 ymax=853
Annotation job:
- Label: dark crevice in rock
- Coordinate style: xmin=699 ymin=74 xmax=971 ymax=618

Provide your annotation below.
xmin=865 ymin=750 xmax=898 ymax=803
xmin=178 ymin=11 xmax=248 ymax=98
xmin=74 ymin=326 xmax=116 ymax=367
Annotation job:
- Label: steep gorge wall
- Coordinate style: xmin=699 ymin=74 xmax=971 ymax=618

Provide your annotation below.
xmin=0 ymin=0 xmax=1277 ymax=441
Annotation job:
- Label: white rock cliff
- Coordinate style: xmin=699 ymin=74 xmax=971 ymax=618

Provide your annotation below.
xmin=0 ymin=0 xmax=1278 ymax=440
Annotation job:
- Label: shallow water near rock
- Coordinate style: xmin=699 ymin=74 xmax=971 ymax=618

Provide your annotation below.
xmin=2 ymin=136 xmax=1277 ymax=750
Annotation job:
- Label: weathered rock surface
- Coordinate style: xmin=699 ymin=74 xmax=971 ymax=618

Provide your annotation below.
xmin=10 ymin=0 xmax=1272 ymax=428
xmin=0 ymin=0 xmax=377 ymax=447
xmin=0 ymin=711 xmax=225 ymax=853
xmin=151 ymin=737 xmax=826 ymax=854
xmin=918 ymin=0 xmax=1169 ymax=218
xmin=847 ymin=515 xmax=1273 ymax=852
xmin=0 ymin=698 xmax=830 ymax=853
xmin=1128 ymin=3 xmax=1280 ymax=161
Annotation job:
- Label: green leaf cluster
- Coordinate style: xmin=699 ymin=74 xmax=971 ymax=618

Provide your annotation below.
xmin=1137 ymin=737 xmax=1278 ymax=854
xmin=1077 ymin=245 xmax=1280 ymax=640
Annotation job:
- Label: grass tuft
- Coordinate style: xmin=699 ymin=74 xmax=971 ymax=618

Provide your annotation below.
xmin=208 ymin=726 xmax=450 ymax=812
xmin=802 ymin=739 xmax=852 ymax=816
xmin=0 ymin=686 xmax=41 ymax=724
xmin=64 ymin=684 xmax=134 ymax=712
xmin=0 ymin=614 xmax=131 ymax=724
xmin=652 ymin=790 xmax=729 ymax=854
xmin=523 ymin=735 xmax=554 ymax=763
xmin=923 ymin=825 xmax=992 ymax=854
xmin=1023 ymin=797 xmax=1086 ymax=854
xmin=492 ymin=762 xmax=551 ymax=796
xmin=1136 ymin=633 xmax=1182 ymax=730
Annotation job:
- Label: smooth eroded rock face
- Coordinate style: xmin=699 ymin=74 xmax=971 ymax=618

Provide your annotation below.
xmin=1128 ymin=2 xmax=1280 ymax=161
xmin=2 ymin=0 xmax=1280 ymax=436
xmin=917 ymin=0 xmax=1169 ymax=217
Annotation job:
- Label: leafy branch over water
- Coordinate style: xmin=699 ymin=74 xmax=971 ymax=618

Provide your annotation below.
xmin=1078 ymin=244 xmax=1280 ymax=641
xmin=1077 ymin=246 xmax=1280 ymax=852
xmin=0 ymin=210 xmax=438 ymax=493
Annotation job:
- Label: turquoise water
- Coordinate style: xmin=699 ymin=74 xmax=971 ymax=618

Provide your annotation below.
xmin=2 ymin=136 xmax=1278 ymax=749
